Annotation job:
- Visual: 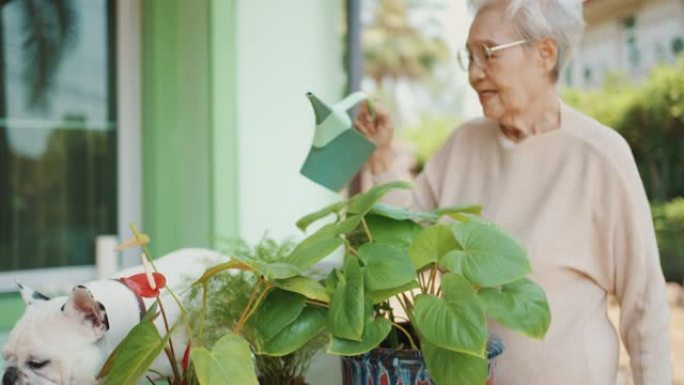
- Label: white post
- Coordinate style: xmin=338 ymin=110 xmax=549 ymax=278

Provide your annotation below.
xmin=96 ymin=235 xmax=119 ymax=279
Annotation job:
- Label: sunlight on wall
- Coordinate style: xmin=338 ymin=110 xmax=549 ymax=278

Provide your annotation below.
xmin=235 ymin=1 xmax=344 ymax=245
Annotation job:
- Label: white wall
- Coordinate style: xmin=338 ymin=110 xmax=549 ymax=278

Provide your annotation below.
xmin=569 ymin=0 xmax=684 ymax=88
xmin=637 ymin=0 xmax=684 ymax=66
xmin=235 ymin=4 xmax=347 ymax=381
xmin=571 ymin=21 xmax=620 ymax=88
xmin=235 ymin=1 xmax=345 ymax=244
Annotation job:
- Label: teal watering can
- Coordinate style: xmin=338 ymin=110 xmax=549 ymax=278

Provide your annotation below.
xmin=300 ymin=92 xmax=376 ymax=191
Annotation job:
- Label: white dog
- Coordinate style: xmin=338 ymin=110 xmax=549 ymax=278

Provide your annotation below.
xmin=2 ymin=248 xmax=227 ymax=385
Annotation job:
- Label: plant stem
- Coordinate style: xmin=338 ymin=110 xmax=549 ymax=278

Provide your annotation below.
xmin=401 ymin=292 xmax=414 ymax=312
xmin=199 ymin=283 xmax=208 ymax=341
xmin=361 ymin=217 xmax=373 ymax=242
xmin=163 ymin=346 xmax=181 ymax=381
xmin=158 ymin=299 xmax=181 ymax=379
xmin=244 ymin=284 xmax=271 ymax=324
xmin=164 ymin=287 xmax=194 ymax=347
xmin=417 ymin=272 xmax=427 ymax=292
xmin=395 ymin=293 xmax=406 ymax=310
xmin=395 ymin=294 xmax=410 ymax=321
xmin=237 ymin=279 xmax=263 ymax=327
xmin=391 ymin=322 xmax=418 ymax=350
xmin=305 ymin=299 xmax=330 ymax=308
xmin=428 ymin=266 xmax=438 ymax=295
xmin=347 ymin=245 xmax=360 ymax=257
xmin=147 ymin=369 xmax=166 ymax=378
xmin=235 ymin=282 xmax=271 ymax=335
xmin=133 ymin=240 xmax=193 ymax=345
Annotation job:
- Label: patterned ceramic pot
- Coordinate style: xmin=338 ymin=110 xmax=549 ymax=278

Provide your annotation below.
xmin=341 ymin=337 xmax=504 ymax=385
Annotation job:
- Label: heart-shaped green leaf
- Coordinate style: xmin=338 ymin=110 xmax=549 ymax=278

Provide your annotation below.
xmin=368 ymin=280 xmax=420 ymax=304
xmin=440 ymin=220 xmax=531 ymax=287
xmin=358 ymin=243 xmax=416 ymax=291
xmin=369 ymin=202 xmax=456 ymax=223
xmin=101 ymin=321 xmax=168 ymax=384
xmin=286 ymin=215 xmax=360 ymax=270
xmin=328 ymin=316 xmax=392 ymax=356
xmin=478 ymin=278 xmax=550 ymax=339
xmin=257 ymin=306 xmax=327 ymax=356
xmin=408 ymin=224 xmax=460 ymax=270
xmin=364 ymin=214 xmax=423 ymax=248
xmin=431 ymin=204 xmax=482 ymax=219
xmin=413 ymin=273 xmax=486 ymax=357
xmin=286 ymin=236 xmax=343 ymax=270
xmin=193 ymin=260 xmax=254 ymax=286
xmin=296 ymin=201 xmax=346 ymax=231
xmin=367 ymin=202 xmax=415 ymax=220
xmin=236 ymin=257 xmax=302 ymax=280
xmin=421 ymin=339 xmax=487 ymax=385
xmin=335 ymin=214 xmax=364 ymax=234
xmin=327 ymin=255 xmax=365 ymax=341
xmin=347 ymin=181 xmax=411 ymax=215
xmin=325 ymin=268 xmax=339 ymax=294
xmin=191 ymin=333 xmax=259 ymax=385
xmin=255 ymin=289 xmax=305 ymax=344
xmin=274 ymin=276 xmax=330 ymax=303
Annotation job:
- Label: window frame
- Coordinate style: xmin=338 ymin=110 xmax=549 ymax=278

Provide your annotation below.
xmin=0 ymin=0 xmax=141 ymax=292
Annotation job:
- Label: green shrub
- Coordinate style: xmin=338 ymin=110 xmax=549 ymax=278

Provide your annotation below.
xmin=653 ymin=198 xmax=684 ymax=282
xmin=400 ymin=115 xmax=459 ymax=173
xmin=562 ymin=72 xmax=637 ymax=131
xmin=564 ymin=58 xmax=684 ymax=201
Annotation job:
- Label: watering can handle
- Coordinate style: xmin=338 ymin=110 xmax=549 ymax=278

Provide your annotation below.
xmin=337 ymin=92 xmax=375 ymax=120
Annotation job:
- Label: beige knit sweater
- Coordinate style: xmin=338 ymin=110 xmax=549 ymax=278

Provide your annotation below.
xmin=371 ymin=102 xmax=671 ymax=384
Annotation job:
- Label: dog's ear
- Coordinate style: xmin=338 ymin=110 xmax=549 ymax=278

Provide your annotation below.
xmin=63 ymin=285 xmax=109 ymax=339
xmin=17 ymin=281 xmax=51 ymax=306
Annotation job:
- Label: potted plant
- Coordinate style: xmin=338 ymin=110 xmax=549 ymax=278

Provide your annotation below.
xmin=196 ymin=181 xmax=550 ymax=385
xmin=100 ymin=181 xmax=549 ymax=385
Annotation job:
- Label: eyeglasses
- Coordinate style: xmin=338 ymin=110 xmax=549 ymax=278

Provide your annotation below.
xmin=457 ymin=39 xmax=528 ymax=71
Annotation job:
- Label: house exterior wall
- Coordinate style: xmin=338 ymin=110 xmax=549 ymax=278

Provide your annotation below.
xmin=566 ymin=0 xmax=684 ymax=88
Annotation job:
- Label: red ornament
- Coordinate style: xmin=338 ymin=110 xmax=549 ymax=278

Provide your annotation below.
xmin=120 ymin=272 xmax=167 ymax=298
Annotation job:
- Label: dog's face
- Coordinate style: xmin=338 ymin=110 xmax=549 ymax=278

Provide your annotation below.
xmin=2 ymin=284 xmax=110 ymax=385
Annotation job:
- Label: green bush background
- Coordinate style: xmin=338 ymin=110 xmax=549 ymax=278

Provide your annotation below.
xmin=563 ymin=59 xmax=684 ymax=202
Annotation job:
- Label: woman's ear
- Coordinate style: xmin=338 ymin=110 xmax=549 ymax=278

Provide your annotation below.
xmin=536 ymin=37 xmax=558 ymax=74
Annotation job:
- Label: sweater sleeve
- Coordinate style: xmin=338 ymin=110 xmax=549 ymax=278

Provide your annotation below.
xmin=368 ymin=129 xmax=459 ymax=212
xmin=605 ymin=142 xmax=671 ymax=385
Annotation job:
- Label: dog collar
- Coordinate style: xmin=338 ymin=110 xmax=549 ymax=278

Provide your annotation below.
xmin=112 ymin=278 xmax=147 ymax=321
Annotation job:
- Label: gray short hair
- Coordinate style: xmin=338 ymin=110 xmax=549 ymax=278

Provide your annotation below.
xmin=472 ymin=0 xmax=585 ymax=82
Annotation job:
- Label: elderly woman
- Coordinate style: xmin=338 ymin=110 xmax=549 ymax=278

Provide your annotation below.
xmin=354 ymin=0 xmax=671 ymax=384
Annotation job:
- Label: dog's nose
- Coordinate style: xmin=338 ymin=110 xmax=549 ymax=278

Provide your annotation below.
xmin=2 ymin=367 xmax=18 ymax=385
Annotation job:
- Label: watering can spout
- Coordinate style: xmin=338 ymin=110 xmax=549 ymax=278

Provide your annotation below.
xmin=306 ymin=92 xmax=332 ymax=124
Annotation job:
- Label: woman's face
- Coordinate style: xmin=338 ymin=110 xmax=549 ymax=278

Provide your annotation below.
xmin=466 ymin=3 xmax=554 ymax=122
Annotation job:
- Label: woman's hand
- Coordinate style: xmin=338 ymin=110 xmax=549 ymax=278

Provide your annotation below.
xmin=354 ymin=100 xmax=394 ymax=174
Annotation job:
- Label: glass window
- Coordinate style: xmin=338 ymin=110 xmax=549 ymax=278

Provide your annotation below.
xmin=564 ymin=65 xmax=573 ymax=86
xmin=0 ymin=0 xmax=116 ymax=272
xmin=622 ymin=15 xmax=641 ymax=68
xmin=673 ymin=37 xmax=684 ymax=56
xmin=583 ymin=66 xmax=593 ymax=85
